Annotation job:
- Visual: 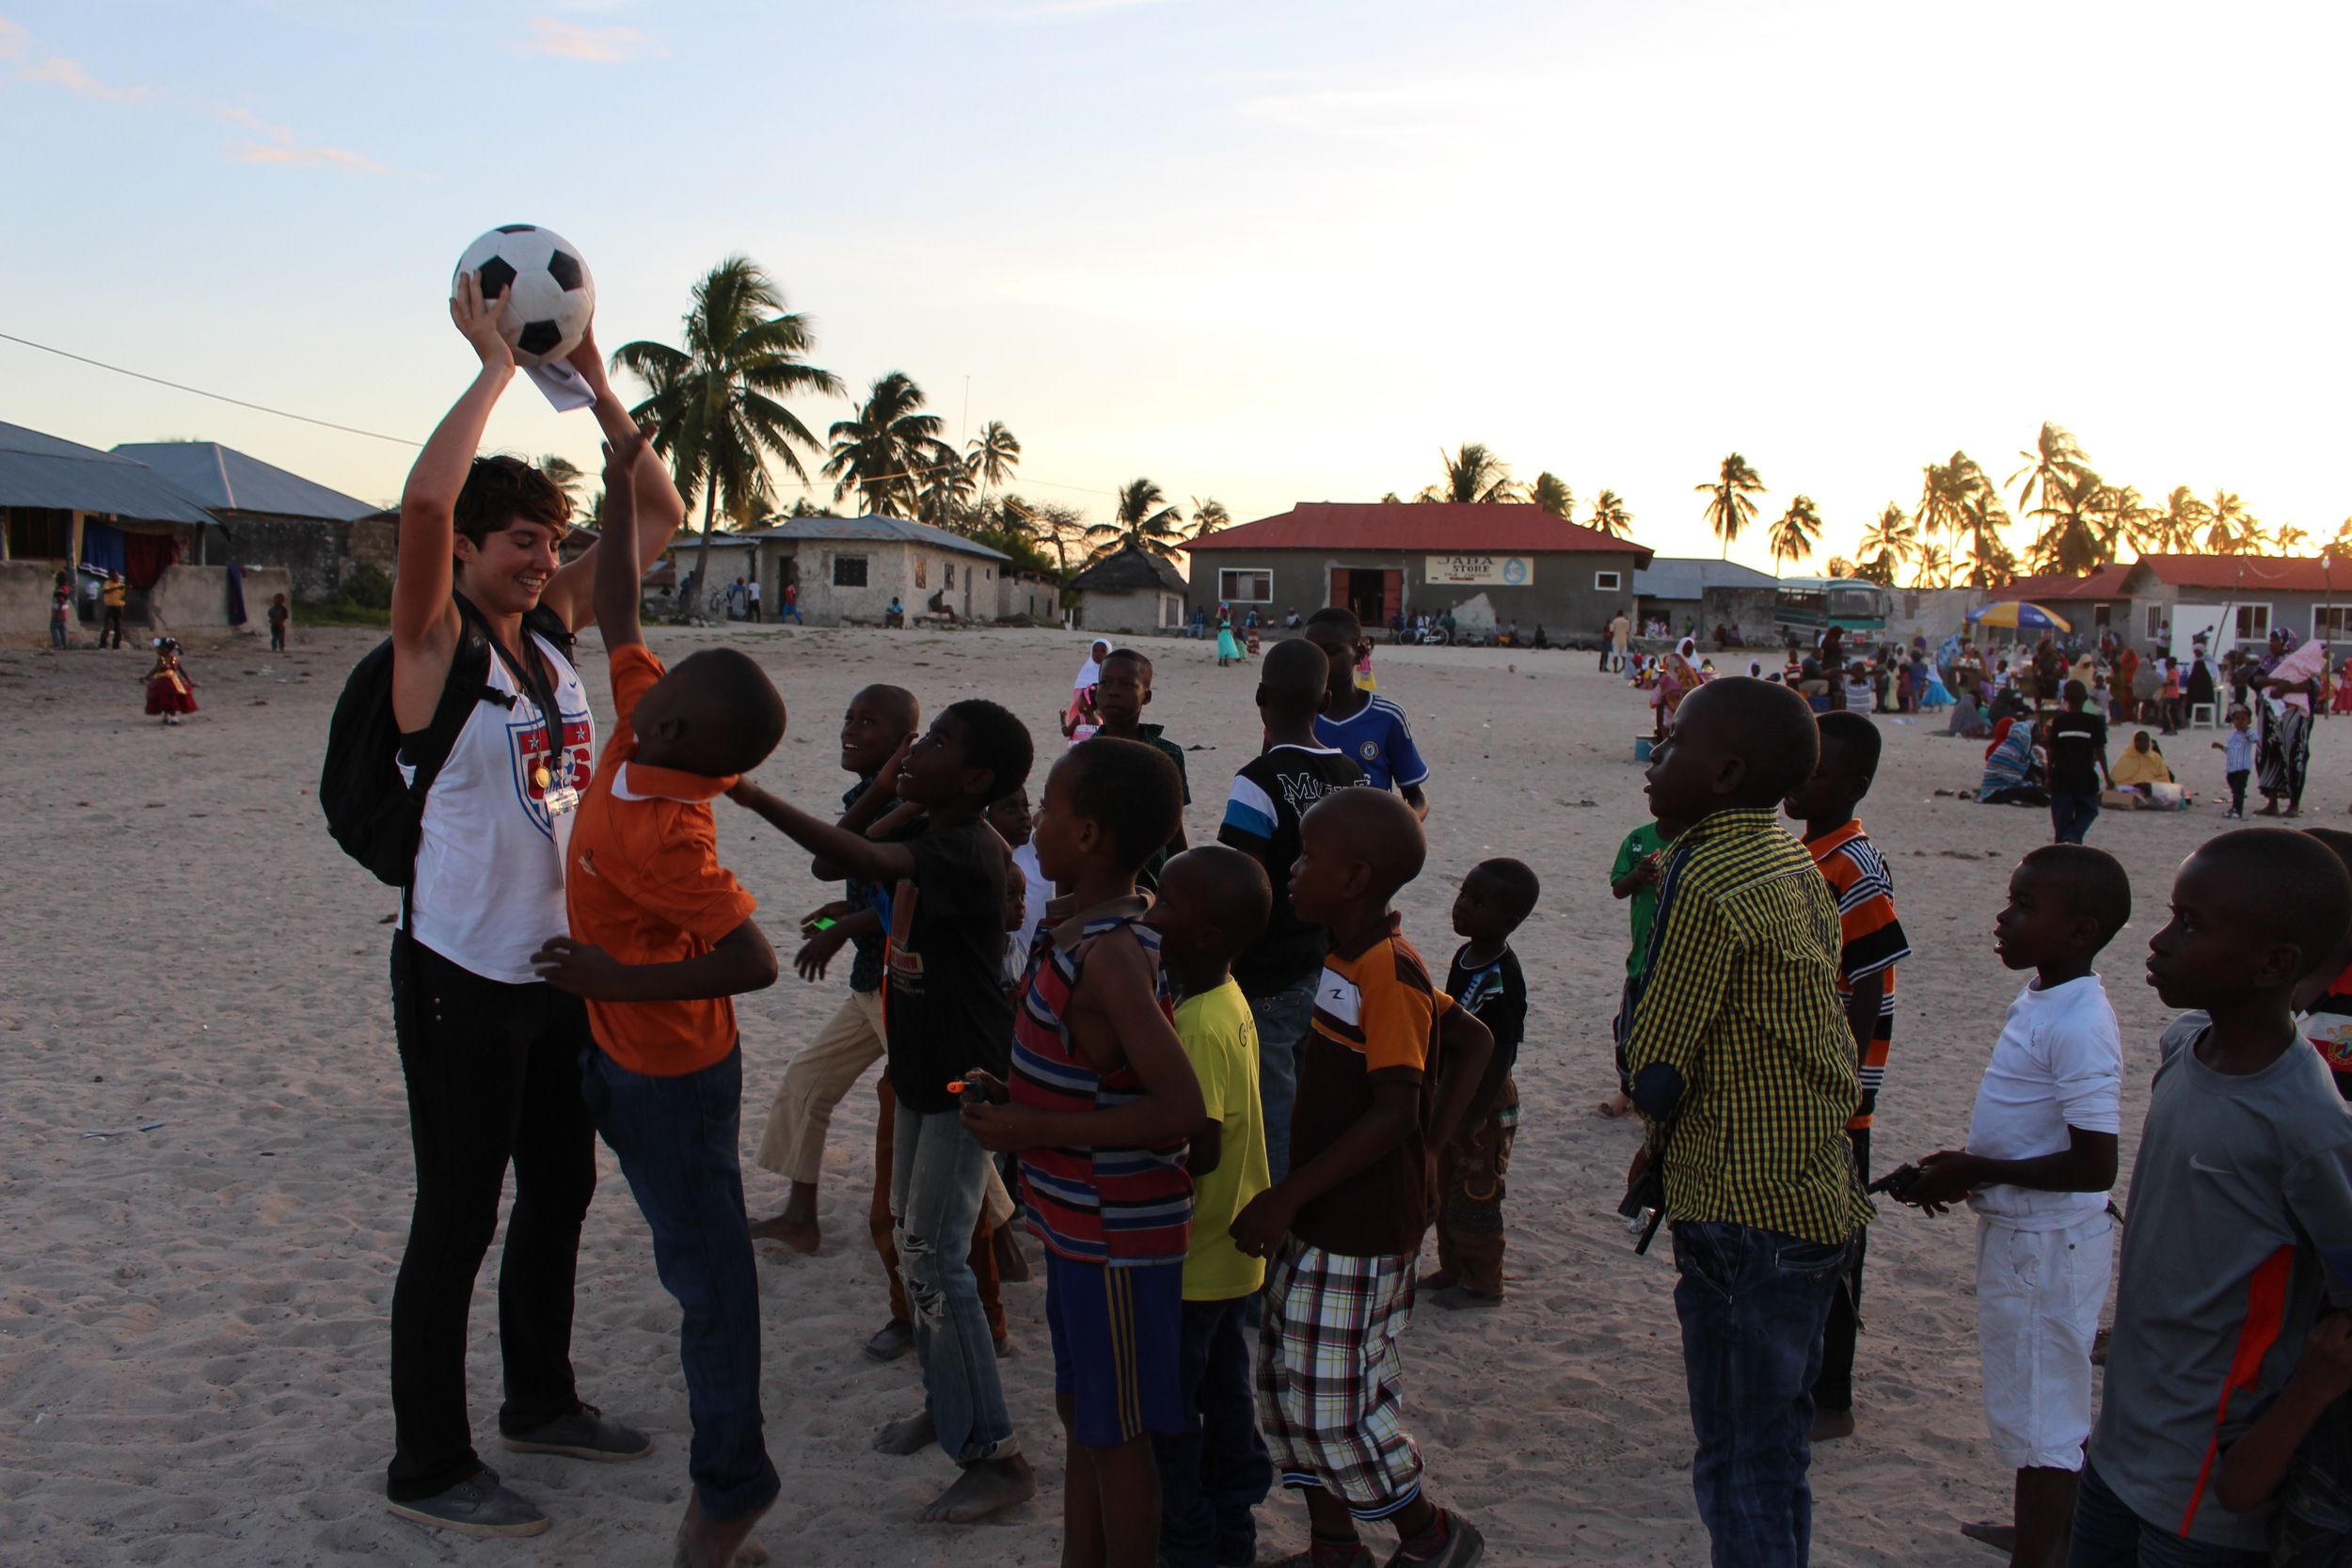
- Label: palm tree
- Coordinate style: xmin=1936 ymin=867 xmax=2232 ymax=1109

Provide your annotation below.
xmin=1084 ymin=479 xmax=1192 ymax=562
xmin=2009 ymin=420 xmax=2091 ymax=520
xmin=916 ymin=458 xmax=977 ymax=529
xmin=1588 ymin=490 xmax=1633 ymax=538
xmin=964 ymin=420 xmax=1021 ymax=515
xmin=1913 ymin=542 xmax=1954 ymax=589
xmin=1417 ymin=442 xmax=1518 ymax=504
xmin=2024 ymin=467 xmax=2116 ymax=576
xmin=1528 ymin=471 xmax=1574 ymax=518
xmin=1959 ymin=483 xmax=2017 ymax=588
xmin=1854 ymin=502 xmax=1917 ymax=583
xmin=1768 ymin=495 xmax=1823 ymax=572
xmin=1916 ymin=454 xmax=1973 ymax=544
xmin=537 ymin=453 xmax=588 ymax=506
xmin=1190 ymin=498 xmax=1232 ymax=533
xmin=611 ymin=256 xmax=841 ymax=618
xmin=1695 ymin=452 xmax=1765 ymax=558
xmin=2275 ymin=522 xmax=2312 ymax=553
xmin=2203 ymin=489 xmax=2259 ymax=554
xmin=2153 ymin=486 xmax=2211 ymax=554
xmin=822 ymin=372 xmax=954 ymax=518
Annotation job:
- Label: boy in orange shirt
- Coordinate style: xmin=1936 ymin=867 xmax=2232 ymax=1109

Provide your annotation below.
xmin=530 ymin=439 xmax=787 ymax=1568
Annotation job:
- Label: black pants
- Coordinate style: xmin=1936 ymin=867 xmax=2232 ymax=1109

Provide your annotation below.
xmin=1811 ymin=1128 xmax=1868 ymax=1413
xmin=386 ymin=934 xmax=598 ymax=1501
xmin=101 ymin=608 xmax=123 ymax=648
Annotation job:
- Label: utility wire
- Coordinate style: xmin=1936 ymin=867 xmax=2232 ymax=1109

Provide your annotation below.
xmin=0 ymin=330 xmax=423 ymax=446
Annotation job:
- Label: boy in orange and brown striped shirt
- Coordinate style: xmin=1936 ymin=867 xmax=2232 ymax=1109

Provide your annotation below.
xmin=1782 ymin=709 xmax=1910 ymax=1442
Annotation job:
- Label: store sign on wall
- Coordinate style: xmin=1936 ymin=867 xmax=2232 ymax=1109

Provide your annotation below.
xmin=1424 ymin=555 xmax=1534 ymax=586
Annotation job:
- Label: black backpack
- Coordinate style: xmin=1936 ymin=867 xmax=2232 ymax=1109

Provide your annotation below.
xmin=320 ymin=594 xmax=575 ymax=887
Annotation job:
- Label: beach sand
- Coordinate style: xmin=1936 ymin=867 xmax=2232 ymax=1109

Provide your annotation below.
xmin=0 ymin=625 xmax=2310 ymax=1565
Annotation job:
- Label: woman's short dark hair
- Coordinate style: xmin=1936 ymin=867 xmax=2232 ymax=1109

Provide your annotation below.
xmin=454 ymin=455 xmax=571 ymax=546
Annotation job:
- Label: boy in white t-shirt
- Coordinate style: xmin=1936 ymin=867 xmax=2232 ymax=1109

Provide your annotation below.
xmin=1896 ymin=843 xmax=2133 ymax=1568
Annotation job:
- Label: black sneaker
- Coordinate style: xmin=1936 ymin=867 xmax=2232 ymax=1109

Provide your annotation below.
xmin=865 ymin=1319 xmax=915 ymax=1362
xmin=1383 ymin=1512 xmax=1485 ymax=1568
xmin=386 ymin=1469 xmax=549 ymax=1538
xmin=501 ymin=1402 xmax=654 ymax=1462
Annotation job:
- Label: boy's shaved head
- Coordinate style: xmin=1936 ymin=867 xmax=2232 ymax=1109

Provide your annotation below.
xmin=852 ymin=682 xmax=919 ymax=731
xmin=645 ymin=649 xmax=787 ymax=776
xmin=1678 ymin=678 xmax=1820 ymax=803
xmin=1259 ymin=639 xmax=1328 ymax=714
xmin=1305 ymin=606 xmax=1362 ymax=641
xmin=1815 ymin=710 xmax=1883 ymax=780
xmin=1471 ymin=857 xmax=1541 ymax=924
xmin=2189 ymin=828 xmax=2352 ymax=973
xmin=1102 ymin=648 xmax=1153 ymax=681
xmin=2016 ymin=844 xmax=2133 ymax=947
xmin=1058 ymin=737 xmax=1183 ymax=870
xmin=1302 ymin=786 xmax=1425 ymax=899
xmin=1157 ymin=846 xmax=1271 ymax=956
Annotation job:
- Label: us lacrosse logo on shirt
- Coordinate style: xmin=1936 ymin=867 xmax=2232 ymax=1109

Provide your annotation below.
xmin=508 ymin=713 xmax=594 ymax=838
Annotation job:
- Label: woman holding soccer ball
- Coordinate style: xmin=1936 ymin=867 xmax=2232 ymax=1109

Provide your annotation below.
xmin=380 ymin=265 xmax=686 ymax=1541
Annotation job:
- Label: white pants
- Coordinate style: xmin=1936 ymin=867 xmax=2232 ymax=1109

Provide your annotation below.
xmin=1977 ymin=1212 xmax=2114 ymax=1471
xmin=755 ymin=989 xmax=887 ymax=1184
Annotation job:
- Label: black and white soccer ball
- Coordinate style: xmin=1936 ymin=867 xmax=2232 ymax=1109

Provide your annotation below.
xmin=451 ymin=225 xmax=596 ymax=368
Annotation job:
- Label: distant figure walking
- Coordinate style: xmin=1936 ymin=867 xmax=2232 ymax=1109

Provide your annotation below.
xmin=100 ymin=572 xmax=127 ymax=649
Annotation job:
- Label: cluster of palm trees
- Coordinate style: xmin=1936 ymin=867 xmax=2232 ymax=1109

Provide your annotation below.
xmin=1386 ymin=443 xmax=1636 ymax=542
xmin=1707 ymin=424 xmax=2306 ymax=590
xmin=607 ymin=256 xmax=1219 ymax=614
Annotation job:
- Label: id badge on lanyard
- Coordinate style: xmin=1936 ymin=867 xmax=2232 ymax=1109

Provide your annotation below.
xmin=533 ymin=727 xmax=582 ymax=881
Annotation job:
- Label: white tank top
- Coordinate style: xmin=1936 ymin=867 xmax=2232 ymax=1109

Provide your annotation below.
xmin=401 ymin=631 xmax=596 ymax=985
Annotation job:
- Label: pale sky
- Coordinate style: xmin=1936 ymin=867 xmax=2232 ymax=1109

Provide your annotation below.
xmin=5 ymin=1 xmax=2346 ymax=572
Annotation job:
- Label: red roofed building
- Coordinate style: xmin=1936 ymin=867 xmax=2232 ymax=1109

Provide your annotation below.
xmin=1981 ymin=555 xmax=2352 ymax=655
xmin=1184 ymin=501 xmax=1653 ymax=639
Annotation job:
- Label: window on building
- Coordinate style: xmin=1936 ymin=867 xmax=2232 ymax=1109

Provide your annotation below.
xmin=2317 ymin=607 xmax=2352 ymax=643
xmin=2147 ymin=606 xmax=2167 ymax=639
xmin=1594 ymin=570 xmax=1621 ymax=592
xmin=2235 ymin=604 xmax=2270 ymax=641
xmin=833 ymin=554 xmax=868 ymax=588
xmin=5 ymin=507 xmax=72 ymax=561
xmin=946 ymin=563 xmax=955 ymax=588
xmin=916 ymin=558 xmax=928 ymax=589
xmin=1219 ymin=568 xmax=1272 ymax=603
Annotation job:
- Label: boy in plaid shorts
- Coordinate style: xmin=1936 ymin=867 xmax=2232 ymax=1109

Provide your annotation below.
xmin=1232 ymin=788 xmax=1494 ymax=1568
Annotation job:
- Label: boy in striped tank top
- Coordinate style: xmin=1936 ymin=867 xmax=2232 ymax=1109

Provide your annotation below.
xmin=961 ymin=738 xmax=1208 ymax=1568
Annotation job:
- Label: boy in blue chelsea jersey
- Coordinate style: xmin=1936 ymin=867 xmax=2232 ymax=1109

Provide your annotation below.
xmin=1304 ymin=607 xmax=1430 ymax=820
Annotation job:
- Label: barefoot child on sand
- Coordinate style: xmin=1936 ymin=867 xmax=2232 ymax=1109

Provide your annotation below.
xmin=1425 ymin=857 xmax=1539 ymax=1311
xmin=1235 ymin=786 xmax=1494 ymax=1568
xmin=746 ymin=684 xmax=917 ymax=1258
xmin=960 ymin=737 xmax=1207 ymax=1568
xmin=1892 ymin=845 xmax=2129 ymax=1568
xmin=728 ymin=702 xmax=1040 ymax=1524
xmin=529 ymin=437 xmax=788 ymax=1568
xmin=1147 ymin=846 xmax=1277 ymax=1568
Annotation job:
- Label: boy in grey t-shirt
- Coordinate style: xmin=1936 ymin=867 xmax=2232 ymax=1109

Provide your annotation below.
xmin=2077 ymin=830 xmax=2352 ymax=1564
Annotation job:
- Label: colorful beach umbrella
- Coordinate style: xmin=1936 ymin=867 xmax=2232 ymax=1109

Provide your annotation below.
xmin=1967 ymin=600 xmax=2072 ymax=633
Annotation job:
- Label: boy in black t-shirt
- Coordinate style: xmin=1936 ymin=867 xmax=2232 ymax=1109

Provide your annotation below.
xmin=1217 ymin=638 xmax=1364 ymax=1184
xmin=1425 ymin=857 xmax=1538 ymax=1309
xmin=2047 ymin=679 xmax=2112 ymax=846
xmin=1092 ymin=648 xmax=1190 ymax=886
xmin=727 ymin=699 xmax=1039 ymax=1526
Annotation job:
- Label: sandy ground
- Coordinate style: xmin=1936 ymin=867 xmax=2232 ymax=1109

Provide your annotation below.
xmin=0 ymin=622 xmax=2329 ymax=1567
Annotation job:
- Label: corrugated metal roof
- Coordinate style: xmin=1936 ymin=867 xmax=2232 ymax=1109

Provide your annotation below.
xmin=0 ymin=420 xmax=218 ymax=525
xmin=1631 ymin=557 xmax=1781 ymax=598
xmin=1190 ymin=501 xmax=1652 ymax=561
xmin=111 ymin=441 xmax=378 ymax=522
xmin=2125 ymin=555 xmax=2344 ymax=593
xmin=1981 ymin=564 xmax=2137 ymax=602
xmin=741 ymin=514 xmax=1010 ymax=561
xmin=1071 ymin=546 xmax=1188 ymax=594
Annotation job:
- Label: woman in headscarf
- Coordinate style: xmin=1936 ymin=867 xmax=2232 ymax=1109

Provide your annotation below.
xmin=2110 ymin=729 xmax=2175 ymax=799
xmin=1979 ymin=718 xmax=2046 ymax=805
xmin=1946 ymin=687 xmax=1990 ymax=738
xmin=1064 ymin=638 xmax=1110 ymax=736
xmin=1215 ymin=606 xmax=1242 ymax=667
xmin=2256 ymin=627 xmax=2325 ymax=816
xmin=1651 ymin=636 xmax=1702 ymax=737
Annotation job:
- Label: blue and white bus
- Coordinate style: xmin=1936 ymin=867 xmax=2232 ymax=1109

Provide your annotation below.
xmin=1773 ymin=578 xmax=1891 ymax=638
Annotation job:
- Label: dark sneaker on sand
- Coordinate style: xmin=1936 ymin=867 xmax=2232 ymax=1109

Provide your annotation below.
xmin=865 ymin=1318 xmax=915 ymax=1362
xmin=501 ymin=1404 xmax=655 ymax=1462
xmin=1383 ymin=1513 xmax=1486 ymax=1568
xmin=386 ymin=1469 xmax=549 ymax=1538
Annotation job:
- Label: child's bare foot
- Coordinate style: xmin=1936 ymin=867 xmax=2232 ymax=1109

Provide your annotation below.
xmin=671 ymin=1491 xmax=772 ymax=1568
xmin=873 ymin=1411 xmax=936 ymax=1455
xmin=745 ymin=1182 xmax=820 ymax=1253
xmin=1596 ymin=1092 xmax=1635 ymax=1119
xmin=913 ymin=1453 xmax=1035 ymax=1523
xmin=1957 ymin=1519 xmax=2015 ymax=1555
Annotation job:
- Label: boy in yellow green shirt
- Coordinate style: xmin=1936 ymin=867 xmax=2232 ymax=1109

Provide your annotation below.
xmin=1150 ymin=846 xmax=1277 ymax=1568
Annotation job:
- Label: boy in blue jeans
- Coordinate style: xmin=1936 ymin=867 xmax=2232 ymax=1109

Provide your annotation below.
xmin=531 ymin=438 xmax=787 ymax=1568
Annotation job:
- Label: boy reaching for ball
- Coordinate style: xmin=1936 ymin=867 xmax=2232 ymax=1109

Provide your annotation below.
xmin=529 ymin=437 xmax=788 ymax=1568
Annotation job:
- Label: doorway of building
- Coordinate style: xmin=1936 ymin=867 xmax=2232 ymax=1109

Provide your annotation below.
xmin=1330 ymin=567 xmax=1401 ymax=630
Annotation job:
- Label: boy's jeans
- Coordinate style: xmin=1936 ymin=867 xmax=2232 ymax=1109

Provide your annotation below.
xmin=1248 ymin=979 xmax=1318 ymax=1185
xmin=1155 ymin=1295 xmax=1272 ymax=1568
xmin=2051 ymin=789 xmax=2101 ymax=844
xmin=1671 ymin=1220 xmax=1854 ymax=1568
xmin=891 ymin=1106 xmax=1019 ymax=1465
xmin=580 ymin=1044 xmax=779 ymax=1523
xmin=2068 ymin=1460 xmax=2267 ymax=1568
